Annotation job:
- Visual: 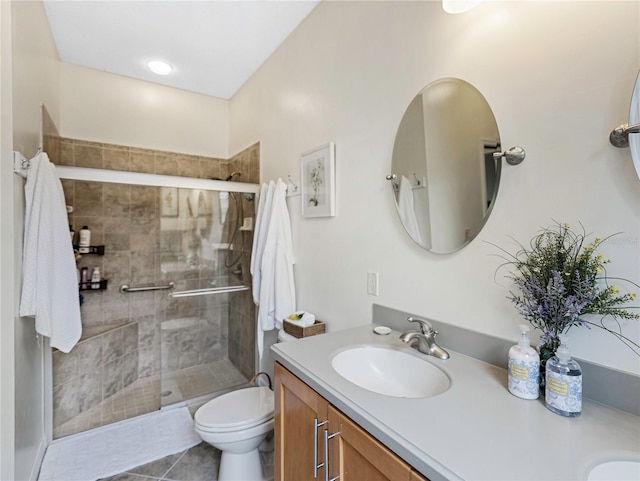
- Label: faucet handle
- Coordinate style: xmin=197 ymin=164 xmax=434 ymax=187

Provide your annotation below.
xmin=407 ymin=317 xmax=433 ymax=335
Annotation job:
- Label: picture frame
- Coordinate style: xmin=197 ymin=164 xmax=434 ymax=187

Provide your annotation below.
xmin=161 ymin=187 xmax=179 ymax=217
xmin=301 ymin=142 xmax=335 ymax=218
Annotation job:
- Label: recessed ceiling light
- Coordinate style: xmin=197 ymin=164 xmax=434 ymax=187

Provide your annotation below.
xmin=147 ymin=60 xmax=173 ymax=75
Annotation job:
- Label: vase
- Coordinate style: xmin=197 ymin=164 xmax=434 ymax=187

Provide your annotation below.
xmin=538 ymin=337 xmax=560 ymax=393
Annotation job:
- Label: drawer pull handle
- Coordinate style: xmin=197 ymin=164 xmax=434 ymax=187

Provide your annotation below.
xmin=313 ymin=418 xmax=328 ymax=478
xmin=324 ymin=429 xmax=340 ymax=481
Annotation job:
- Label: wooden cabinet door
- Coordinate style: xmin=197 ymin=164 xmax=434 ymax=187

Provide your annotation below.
xmin=327 ymin=405 xmax=412 ymax=481
xmin=275 ymin=363 xmax=329 ymax=481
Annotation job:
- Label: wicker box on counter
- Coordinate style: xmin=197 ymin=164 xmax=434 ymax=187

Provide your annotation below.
xmin=283 ymin=320 xmax=326 ymax=338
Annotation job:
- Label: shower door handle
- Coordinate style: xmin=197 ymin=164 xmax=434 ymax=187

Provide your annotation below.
xmin=119 ymin=282 xmax=175 ymax=293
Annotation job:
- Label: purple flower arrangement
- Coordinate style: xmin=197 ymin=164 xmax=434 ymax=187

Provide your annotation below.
xmin=495 ymin=222 xmax=639 ymax=365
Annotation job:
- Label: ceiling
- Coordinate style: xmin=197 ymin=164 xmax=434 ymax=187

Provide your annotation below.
xmin=43 ymin=0 xmax=320 ymax=100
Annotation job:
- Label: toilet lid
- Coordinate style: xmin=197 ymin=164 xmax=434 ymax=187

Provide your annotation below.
xmin=195 ymin=386 xmax=274 ymax=429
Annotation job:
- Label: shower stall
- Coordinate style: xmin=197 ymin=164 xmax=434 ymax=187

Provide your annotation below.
xmin=49 ymin=137 xmax=260 ymax=439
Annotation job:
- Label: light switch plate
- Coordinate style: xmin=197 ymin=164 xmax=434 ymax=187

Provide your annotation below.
xmin=367 ymin=272 xmax=379 ymax=296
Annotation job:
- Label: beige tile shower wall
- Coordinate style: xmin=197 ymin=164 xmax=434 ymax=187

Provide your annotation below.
xmin=52 ymin=322 xmax=139 ymax=428
xmin=52 ymin=137 xmax=259 ymax=433
xmin=227 ymin=142 xmax=260 ymax=184
xmin=57 ymin=137 xmax=227 ymax=179
xmin=229 ymin=286 xmax=256 ymax=380
xmin=227 ymin=143 xmax=260 ymax=379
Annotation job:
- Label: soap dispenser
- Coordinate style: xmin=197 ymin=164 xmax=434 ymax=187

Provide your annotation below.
xmin=508 ymin=324 xmax=540 ymax=399
xmin=545 ymin=335 xmax=582 ymax=417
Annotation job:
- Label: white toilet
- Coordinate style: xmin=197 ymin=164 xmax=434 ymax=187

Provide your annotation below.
xmin=194 ymin=386 xmax=274 ymax=481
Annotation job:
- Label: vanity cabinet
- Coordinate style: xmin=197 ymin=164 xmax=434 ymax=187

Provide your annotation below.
xmin=275 ymin=362 xmax=328 ymax=481
xmin=275 ymin=362 xmax=429 ymax=481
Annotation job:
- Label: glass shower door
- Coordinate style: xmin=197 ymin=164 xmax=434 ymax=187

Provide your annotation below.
xmin=158 ymin=187 xmax=255 ymax=407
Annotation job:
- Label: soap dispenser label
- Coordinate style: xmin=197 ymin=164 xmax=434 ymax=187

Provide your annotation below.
xmin=508 ymin=359 xmax=539 ymax=399
xmin=546 ymin=372 xmax=582 ymax=415
xmin=510 ymin=364 xmax=529 ymax=380
xmin=547 ymin=377 xmax=568 ymax=396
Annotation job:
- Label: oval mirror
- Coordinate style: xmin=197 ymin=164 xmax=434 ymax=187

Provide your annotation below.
xmin=391 ymin=78 xmax=502 ymax=254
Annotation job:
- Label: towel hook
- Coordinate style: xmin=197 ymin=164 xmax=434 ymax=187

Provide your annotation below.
xmin=385 ymin=174 xmax=399 ymax=193
xmin=285 ymin=175 xmax=301 ymax=198
xmin=13 ymin=151 xmax=31 ymax=178
xmin=287 ymin=175 xmax=299 ymax=194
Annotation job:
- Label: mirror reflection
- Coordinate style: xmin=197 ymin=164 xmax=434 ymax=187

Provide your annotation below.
xmin=391 ymin=78 xmax=501 ymax=254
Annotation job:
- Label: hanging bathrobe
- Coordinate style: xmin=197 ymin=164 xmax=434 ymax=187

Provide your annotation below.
xmin=256 ymin=179 xmax=296 ymax=358
xmin=250 ymin=181 xmax=274 ymax=305
xmin=397 ymin=175 xmax=423 ymax=245
xmin=20 ymin=152 xmax=82 ymax=353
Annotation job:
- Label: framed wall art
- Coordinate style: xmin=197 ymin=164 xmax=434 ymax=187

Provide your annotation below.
xmin=301 ymin=142 xmax=335 ymax=218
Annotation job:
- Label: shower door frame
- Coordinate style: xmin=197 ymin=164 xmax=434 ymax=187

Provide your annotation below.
xmin=46 ymin=166 xmax=260 ymax=442
xmin=56 ymin=166 xmax=260 ymax=194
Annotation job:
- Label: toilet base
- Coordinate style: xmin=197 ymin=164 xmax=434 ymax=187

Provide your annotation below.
xmin=219 ymin=448 xmax=265 ymax=481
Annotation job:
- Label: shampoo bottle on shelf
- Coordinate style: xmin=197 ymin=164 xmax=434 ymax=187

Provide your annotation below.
xmin=508 ymin=324 xmax=540 ymax=399
xmin=545 ymin=335 xmax=582 ymax=417
xmin=90 ymin=267 xmax=101 ymax=289
xmin=80 ymin=267 xmax=89 ymax=290
xmin=78 ymin=225 xmax=91 ymax=253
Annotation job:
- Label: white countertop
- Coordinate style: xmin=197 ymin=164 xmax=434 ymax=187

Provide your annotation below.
xmin=271 ymin=325 xmax=640 ymax=481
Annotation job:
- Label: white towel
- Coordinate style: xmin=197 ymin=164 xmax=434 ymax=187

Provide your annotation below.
xmin=257 ymin=179 xmax=296 ymax=359
xmin=284 ymin=311 xmax=316 ymax=328
xmin=629 ymin=70 xmax=640 ymax=178
xmin=397 ymin=175 xmax=423 ymax=244
xmin=250 ymin=182 xmax=274 ymax=304
xmin=19 ymin=152 xmax=82 ymax=353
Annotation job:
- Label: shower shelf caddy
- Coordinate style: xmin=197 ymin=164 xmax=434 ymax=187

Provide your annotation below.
xmin=73 ymin=245 xmax=105 ymax=255
xmin=75 ymin=244 xmax=107 ymax=291
xmin=79 ymin=279 xmax=108 ymax=292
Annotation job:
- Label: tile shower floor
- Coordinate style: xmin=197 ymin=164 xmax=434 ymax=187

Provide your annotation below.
xmin=161 ymin=359 xmax=248 ymax=406
xmin=54 ymin=359 xmax=248 ymax=439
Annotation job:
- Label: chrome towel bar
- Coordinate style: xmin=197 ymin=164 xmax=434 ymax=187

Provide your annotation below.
xmin=170 ymin=285 xmax=249 ymax=298
xmin=119 ymin=282 xmax=175 ymax=293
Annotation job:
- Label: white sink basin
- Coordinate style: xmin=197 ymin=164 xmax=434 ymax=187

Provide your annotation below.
xmin=587 ymin=461 xmax=640 ymax=480
xmin=331 ymin=346 xmax=450 ymax=398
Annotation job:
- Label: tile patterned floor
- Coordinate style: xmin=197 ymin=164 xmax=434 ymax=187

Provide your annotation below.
xmin=98 ymin=440 xmax=274 ymax=481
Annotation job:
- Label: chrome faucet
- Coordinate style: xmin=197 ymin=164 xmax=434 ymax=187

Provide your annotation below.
xmin=400 ymin=317 xmax=450 ymax=360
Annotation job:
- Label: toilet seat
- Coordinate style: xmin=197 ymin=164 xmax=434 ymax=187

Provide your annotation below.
xmin=195 ymin=386 xmax=274 ymax=433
